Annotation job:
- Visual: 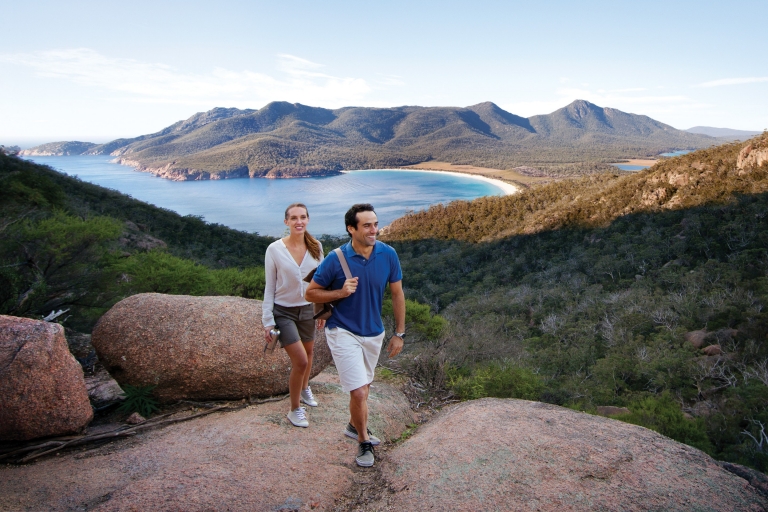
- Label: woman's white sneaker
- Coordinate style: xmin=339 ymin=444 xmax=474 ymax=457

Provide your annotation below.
xmin=300 ymin=386 xmax=318 ymax=407
xmin=287 ymin=407 xmax=309 ymax=427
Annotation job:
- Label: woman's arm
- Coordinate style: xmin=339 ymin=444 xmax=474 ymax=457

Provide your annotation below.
xmin=262 ymin=244 xmax=278 ymax=329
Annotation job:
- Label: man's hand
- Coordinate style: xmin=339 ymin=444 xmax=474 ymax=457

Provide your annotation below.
xmin=341 ymin=277 xmax=359 ymax=297
xmin=387 ymin=335 xmax=404 ymax=358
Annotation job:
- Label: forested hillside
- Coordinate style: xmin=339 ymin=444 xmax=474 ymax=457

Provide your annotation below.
xmin=0 ymin=154 xmax=274 ymax=331
xmin=383 ymin=133 xmax=768 ymax=471
xmin=22 ymin=100 xmax=718 ymax=179
xmin=382 ymin=134 xmax=768 ymax=242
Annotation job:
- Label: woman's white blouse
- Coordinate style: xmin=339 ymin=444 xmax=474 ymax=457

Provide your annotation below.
xmin=262 ymin=239 xmax=323 ymax=327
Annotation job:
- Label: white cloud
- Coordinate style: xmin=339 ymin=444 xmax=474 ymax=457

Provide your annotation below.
xmin=0 ymin=48 xmax=374 ymax=107
xmin=695 ymin=77 xmax=768 ymax=88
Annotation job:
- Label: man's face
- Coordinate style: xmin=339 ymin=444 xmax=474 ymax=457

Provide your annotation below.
xmin=349 ymin=210 xmax=378 ymax=247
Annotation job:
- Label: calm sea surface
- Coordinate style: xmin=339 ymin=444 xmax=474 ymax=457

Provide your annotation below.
xmin=613 ymin=164 xmax=648 ymax=171
xmin=660 ymin=150 xmax=692 ymax=157
xmin=612 ymin=150 xmax=694 ymax=171
xmin=25 ymin=156 xmax=504 ymax=236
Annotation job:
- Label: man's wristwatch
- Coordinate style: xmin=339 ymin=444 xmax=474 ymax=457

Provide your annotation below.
xmin=394 ymin=332 xmax=406 ymax=340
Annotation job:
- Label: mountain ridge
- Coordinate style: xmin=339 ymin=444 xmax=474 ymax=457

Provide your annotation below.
xmin=686 ymin=126 xmax=763 ymax=140
xmin=21 ymin=100 xmax=719 ymax=179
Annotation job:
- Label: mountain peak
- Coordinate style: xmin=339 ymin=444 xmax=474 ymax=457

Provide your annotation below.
xmin=177 ymin=107 xmax=255 ymax=132
xmin=467 ymin=101 xmax=501 ymax=110
xmin=562 ymin=99 xmax=603 ymax=118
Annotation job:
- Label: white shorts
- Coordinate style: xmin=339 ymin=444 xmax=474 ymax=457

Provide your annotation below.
xmin=325 ymin=327 xmax=385 ymax=393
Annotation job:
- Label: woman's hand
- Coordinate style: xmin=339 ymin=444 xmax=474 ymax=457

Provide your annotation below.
xmin=264 ymin=326 xmax=274 ymax=344
xmin=317 ymin=318 xmax=325 ymax=330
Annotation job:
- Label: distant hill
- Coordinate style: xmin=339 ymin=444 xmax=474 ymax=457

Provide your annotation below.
xmin=19 ymin=141 xmax=97 ymax=156
xmin=685 ymin=126 xmax=763 ymax=140
xmin=381 ymin=132 xmax=768 ymax=242
xmin=23 ymin=101 xmax=719 ymax=179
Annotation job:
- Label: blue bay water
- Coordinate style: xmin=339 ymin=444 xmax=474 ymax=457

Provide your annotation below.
xmin=613 ymin=164 xmax=648 ymax=171
xmin=25 ymin=156 xmax=504 ymax=237
xmin=660 ymin=150 xmax=692 ymax=157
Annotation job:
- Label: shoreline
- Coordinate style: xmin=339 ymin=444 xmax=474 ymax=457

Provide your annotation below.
xmin=30 ymin=153 xmax=522 ymax=195
xmin=342 ymin=167 xmax=520 ymax=196
xmin=611 ymin=158 xmax=658 ymax=167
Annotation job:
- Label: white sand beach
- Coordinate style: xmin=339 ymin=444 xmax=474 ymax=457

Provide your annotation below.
xmin=342 ymin=168 xmax=520 ymax=196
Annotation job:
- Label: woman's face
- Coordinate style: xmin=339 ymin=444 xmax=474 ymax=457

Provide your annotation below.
xmin=284 ymin=206 xmax=309 ymax=235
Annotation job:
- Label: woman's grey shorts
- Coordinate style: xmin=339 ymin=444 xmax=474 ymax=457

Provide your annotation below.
xmin=273 ymin=304 xmax=316 ymax=347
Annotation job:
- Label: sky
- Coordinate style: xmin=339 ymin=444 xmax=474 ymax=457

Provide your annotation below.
xmin=1 ymin=0 xmax=767 ymax=148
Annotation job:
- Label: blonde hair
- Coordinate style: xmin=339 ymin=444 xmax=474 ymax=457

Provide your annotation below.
xmin=284 ymin=203 xmax=322 ymax=261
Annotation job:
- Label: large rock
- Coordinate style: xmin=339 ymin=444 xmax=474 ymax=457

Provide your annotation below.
xmin=0 ymin=315 xmax=93 ymax=441
xmin=91 ymin=294 xmax=333 ymax=402
xmin=377 ymin=399 xmax=768 ymax=511
xmin=0 ymin=370 xmax=417 ymax=511
xmin=737 ymin=139 xmax=768 ymax=171
xmin=684 ymin=329 xmax=708 ymax=349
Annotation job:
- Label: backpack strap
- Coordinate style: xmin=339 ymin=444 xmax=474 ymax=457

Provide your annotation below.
xmin=334 ymin=247 xmax=353 ymax=280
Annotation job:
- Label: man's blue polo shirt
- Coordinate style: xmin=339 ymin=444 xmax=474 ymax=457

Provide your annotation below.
xmin=312 ymin=241 xmax=402 ymax=337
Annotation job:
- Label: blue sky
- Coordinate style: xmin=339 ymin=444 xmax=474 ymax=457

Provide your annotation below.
xmin=1 ymin=0 xmax=766 ymax=147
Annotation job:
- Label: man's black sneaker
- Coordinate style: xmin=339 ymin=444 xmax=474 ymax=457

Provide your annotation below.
xmin=344 ymin=423 xmax=381 ymax=445
xmin=356 ymin=441 xmax=375 ymax=467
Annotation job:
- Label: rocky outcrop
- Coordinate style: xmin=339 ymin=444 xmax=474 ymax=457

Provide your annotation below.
xmin=737 ymin=140 xmax=768 ymax=171
xmin=114 ymin=158 xmax=251 ymax=181
xmin=84 ymin=368 xmax=124 ymax=405
xmin=0 ymin=370 xmax=417 ymax=511
xmin=114 ymin=158 xmax=340 ymax=181
xmin=685 ymin=329 xmax=708 ymax=349
xmin=0 ymin=316 xmax=93 ymax=441
xmin=376 ymin=399 xmax=768 ymax=511
xmin=118 ymin=221 xmax=167 ymax=251
xmin=91 ymin=293 xmax=333 ymax=402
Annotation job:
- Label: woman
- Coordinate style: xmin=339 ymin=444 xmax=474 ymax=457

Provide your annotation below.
xmin=263 ymin=203 xmax=325 ymax=427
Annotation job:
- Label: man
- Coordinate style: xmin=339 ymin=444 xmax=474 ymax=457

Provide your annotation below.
xmin=305 ymin=203 xmax=405 ymax=467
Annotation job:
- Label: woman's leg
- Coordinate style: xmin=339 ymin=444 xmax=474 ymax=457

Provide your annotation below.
xmin=284 ymin=341 xmax=309 ymax=411
xmin=301 ymin=340 xmax=315 ymax=390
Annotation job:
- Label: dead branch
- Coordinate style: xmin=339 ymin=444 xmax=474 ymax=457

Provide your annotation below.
xmin=3 ymin=402 xmax=251 ymax=464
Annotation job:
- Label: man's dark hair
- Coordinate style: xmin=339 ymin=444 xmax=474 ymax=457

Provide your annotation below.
xmin=345 ymin=203 xmax=376 ymax=236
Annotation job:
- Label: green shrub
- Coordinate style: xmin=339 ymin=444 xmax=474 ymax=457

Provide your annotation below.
xmin=382 ymin=297 xmax=447 ymax=342
xmin=615 ymin=393 xmax=713 ymax=453
xmin=116 ymin=250 xmax=216 ymax=295
xmin=118 ymin=384 xmax=160 ymax=418
xmin=210 ymin=266 xmax=265 ymax=299
xmin=447 ymin=362 xmax=542 ymax=401
xmin=116 ymin=250 xmax=266 ymax=299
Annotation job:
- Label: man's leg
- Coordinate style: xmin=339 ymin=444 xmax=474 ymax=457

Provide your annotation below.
xmin=349 ymin=384 xmax=370 ymax=442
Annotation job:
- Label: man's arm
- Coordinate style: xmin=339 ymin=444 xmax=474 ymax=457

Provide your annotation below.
xmin=387 ymin=280 xmax=405 ymax=358
xmin=305 ymin=277 xmax=358 ymax=303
